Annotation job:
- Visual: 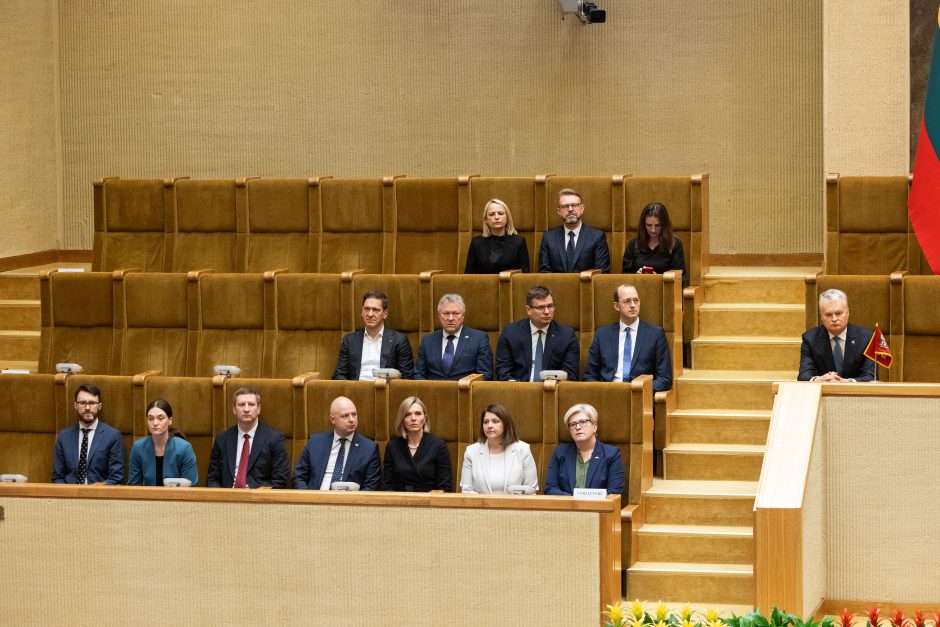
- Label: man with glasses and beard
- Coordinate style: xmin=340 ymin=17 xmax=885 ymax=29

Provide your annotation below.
xmin=51 ymin=383 xmax=125 ymax=484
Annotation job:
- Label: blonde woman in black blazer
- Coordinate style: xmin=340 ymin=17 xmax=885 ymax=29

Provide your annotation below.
xmin=382 ymin=396 xmax=452 ymax=492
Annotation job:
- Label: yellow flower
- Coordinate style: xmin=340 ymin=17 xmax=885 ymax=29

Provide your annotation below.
xmin=655 ymin=602 xmax=668 ymax=622
xmin=705 ymin=609 xmax=721 ymax=624
xmin=631 ymin=600 xmax=646 ymax=621
xmin=606 ymin=602 xmax=625 ymax=624
xmin=680 ymin=605 xmax=694 ymax=622
xmin=682 ymin=620 xmax=696 ymax=627
xmin=707 ymin=620 xmax=725 ymax=627
xmin=654 ymin=620 xmax=669 ymax=627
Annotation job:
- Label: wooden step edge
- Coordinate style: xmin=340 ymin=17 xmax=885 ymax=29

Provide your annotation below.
xmin=692 ymin=336 xmax=802 ymax=345
xmin=0 ymin=299 xmax=41 ymax=306
xmin=628 ymin=561 xmax=753 ymax=574
xmin=670 ymin=409 xmax=771 ymax=419
xmin=698 ymin=303 xmax=804 ymax=312
xmin=647 ymin=479 xmax=758 ymax=495
xmin=665 ymin=443 xmax=766 ymax=454
xmin=0 ymin=330 xmax=41 ymax=338
xmin=638 ymin=524 xmax=753 ymax=537
xmin=679 ymin=369 xmax=797 ymax=380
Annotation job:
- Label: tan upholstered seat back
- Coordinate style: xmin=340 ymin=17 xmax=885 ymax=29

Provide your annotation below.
xmin=393 ymin=178 xmax=463 ymax=274
xmin=317 ymin=179 xmax=388 ymax=274
xmin=466 ymin=177 xmax=543 ymax=272
xmin=194 ymin=273 xmax=268 ymax=377
xmin=245 ymin=179 xmax=314 ymax=273
xmin=273 ymin=274 xmax=344 ymax=379
xmin=900 ymin=276 xmax=940 ymax=382
xmin=171 ymin=180 xmax=240 ymax=272
xmin=40 ymin=272 xmax=118 ymax=375
xmin=546 ymin=176 xmax=626 ymax=267
xmin=120 ymin=273 xmax=191 ymax=376
xmin=0 ymin=374 xmax=61 ymax=482
xmin=350 ymin=274 xmax=422 ymax=351
xmin=93 ymin=179 xmax=169 ymax=272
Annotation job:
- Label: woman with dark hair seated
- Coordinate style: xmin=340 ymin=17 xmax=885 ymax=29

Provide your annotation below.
xmin=459 ymin=404 xmax=538 ymax=494
xmin=544 ymin=403 xmax=623 ymax=496
xmin=621 ymin=202 xmax=688 ymax=287
xmin=464 ymin=198 xmax=530 ymax=273
xmin=382 ymin=396 xmax=452 ymax=492
xmin=128 ymin=399 xmax=198 ymax=486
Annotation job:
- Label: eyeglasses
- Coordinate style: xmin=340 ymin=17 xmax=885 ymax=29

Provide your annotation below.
xmin=528 ymin=304 xmax=555 ymax=312
xmin=568 ymin=418 xmax=593 ymax=430
xmin=558 ymin=202 xmax=582 ymax=210
xmin=618 ymin=298 xmax=640 ymax=305
xmin=75 ymin=401 xmax=100 ymax=407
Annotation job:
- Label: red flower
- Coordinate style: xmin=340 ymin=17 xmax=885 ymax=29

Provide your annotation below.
xmin=890 ymin=610 xmax=907 ymax=627
xmin=868 ymin=608 xmax=882 ymax=627
xmin=932 ymin=612 xmax=940 ymax=627
xmin=912 ymin=610 xmax=927 ymax=627
xmin=838 ymin=609 xmax=854 ymax=627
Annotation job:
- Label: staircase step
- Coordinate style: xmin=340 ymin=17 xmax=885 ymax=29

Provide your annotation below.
xmin=627 ymin=561 xmax=754 ymax=605
xmin=637 ymin=524 xmax=753 ymax=564
xmin=703 ymin=275 xmax=805 ymax=305
xmin=675 ymin=371 xmax=791 ymax=410
xmin=698 ymin=303 xmax=804 ymax=337
xmin=664 ymin=443 xmax=765 ymax=481
xmin=644 ymin=479 xmax=756 ymax=526
xmin=0 ymin=330 xmax=40 ymax=361
xmin=691 ymin=336 xmax=801 ymax=371
xmin=0 ymin=300 xmax=41 ymax=330
xmin=0 ymin=275 xmax=40 ymax=300
xmin=669 ymin=409 xmax=770 ymax=445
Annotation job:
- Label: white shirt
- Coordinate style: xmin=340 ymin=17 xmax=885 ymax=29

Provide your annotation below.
xmin=76 ymin=419 xmax=99 ymax=484
xmin=528 ymin=322 xmax=548 ymax=382
xmin=829 ymin=329 xmax=848 ymax=355
xmin=563 ymin=223 xmax=582 ymax=251
xmin=232 ymin=421 xmax=259 ymax=485
xmin=358 ymin=326 xmax=384 ymax=381
xmin=614 ymin=319 xmax=639 ymax=382
xmin=319 ymin=432 xmax=351 ymax=490
xmin=441 ymin=327 xmax=462 ymax=358
xmin=486 ymin=452 xmax=507 ymax=494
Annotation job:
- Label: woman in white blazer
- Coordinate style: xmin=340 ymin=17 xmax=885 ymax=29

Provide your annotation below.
xmin=460 ymin=404 xmax=539 ymax=494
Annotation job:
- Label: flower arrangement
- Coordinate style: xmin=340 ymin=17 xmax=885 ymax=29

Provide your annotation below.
xmin=604 ymin=602 xmax=940 ymax=627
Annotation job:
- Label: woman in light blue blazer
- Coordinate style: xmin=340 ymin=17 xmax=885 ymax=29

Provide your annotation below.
xmin=128 ymin=399 xmax=198 ymax=486
xmin=460 ymin=404 xmax=538 ymax=494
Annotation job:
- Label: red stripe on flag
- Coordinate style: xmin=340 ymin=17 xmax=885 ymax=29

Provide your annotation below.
xmin=909 ymin=118 xmax=940 ymax=274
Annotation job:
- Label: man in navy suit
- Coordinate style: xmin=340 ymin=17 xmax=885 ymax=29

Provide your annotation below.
xmin=538 ymin=188 xmax=611 ymax=273
xmin=495 ymin=285 xmax=580 ymax=381
xmin=414 ymin=293 xmax=494 ymax=380
xmin=584 ymin=284 xmax=672 ymax=391
xmin=798 ymin=289 xmax=876 ymax=382
xmin=293 ymin=396 xmax=381 ymax=490
xmin=51 ymin=383 xmax=125 ymax=484
xmin=333 ymin=290 xmax=414 ymax=380
xmin=206 ymin=386 xmax=291 ymax=488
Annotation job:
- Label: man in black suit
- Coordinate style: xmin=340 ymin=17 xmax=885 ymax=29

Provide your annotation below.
xmin=332 ymin=290 xmax=414 ymax=380
xmin=206 ymin=386 xmax=291 ymax=488
xmin=495 ymin=285 xmax=580 ymax=381
xmin=584 ymin=284 xmax=672 ymax=391
xmin=798 ymin=289 xmax=875 ymax=382
xmin=414 ymin=293 xmax=494 ymax=380
xmin=538 ymin=188 xmax=611 ymax=273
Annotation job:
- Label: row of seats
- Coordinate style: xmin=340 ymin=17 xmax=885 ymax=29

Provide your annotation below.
xmin=825 ymin=173 xmax=931 ymax=275
xmin=805 ymin=272 xmax=940 ymax=381
xmin=39 ymin=269 xmax=683 ymax=382
xmin=0 ymin=373 xmax=651 ymax=507
xmin=92 ymin=174 xmax=708 ymax=284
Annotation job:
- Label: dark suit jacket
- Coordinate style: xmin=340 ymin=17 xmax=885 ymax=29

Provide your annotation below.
xmin=544 ymin=440 xmax=625 ymax=496
xmin=584 ymin=320 xmax=673 ymax=391
xmin=293 ymin=431 xmax=381 ymax=490
xmin=332 ymin=327 xmax=414 ymax=380
xmin=206 ymin=421 xmax=291 ymax=488
xmin=538 ymin=224 xmax=611 ymax=273
xmin=128 ymin=435 xmax=198 ymax=486
xmin=798 ymin=323 xmax=876 ymax=382
xmin=414 ymin=327 xmax=494 ymax=380
xmin=495 ymin=319 xmax=580 ymax=381
xmin=382 ymin=434 xmax=452 ymax=492
xmin=51 ymin=421 xmax=125 ymax=484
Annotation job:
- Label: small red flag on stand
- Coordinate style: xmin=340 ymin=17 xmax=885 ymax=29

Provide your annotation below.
xmin=863 ymin=323 xmax=893 ymax=368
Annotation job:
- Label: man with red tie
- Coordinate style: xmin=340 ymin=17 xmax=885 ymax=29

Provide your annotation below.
xmin=206 ymin=386 xmax=291 ymax=488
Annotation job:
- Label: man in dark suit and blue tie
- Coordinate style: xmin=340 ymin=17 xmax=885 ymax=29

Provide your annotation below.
xmin=495 ymin=285 xmax=580 ymax=381
xmin=206 ymin=386 xmax=291 ymax=488
xmin=538 ymin=188 xmax=611 ymax=274
xmin=333 ymin=290 xmax=414 ymax=380
xmin=293 ymin=396 xmax=381 ymax=490
xmin=584 ymin=284 xmax=673 ymax=391
xmin=414 ymin=293 xmax=494 ymax=380
xmin=51 ymin=383 xmax=125 ymax=484
xmin=798 ymin=288 xmax=875 ymax=382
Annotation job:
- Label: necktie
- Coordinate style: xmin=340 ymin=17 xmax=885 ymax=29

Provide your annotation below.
xmin=533 ymin=330 xmax=544 ymax=382
xmin=566 ymin=231 xmax=576 ymax=271
xmin=234 ymin=433 xmax=250 ymax=488
xmin=442 ymin=335 xmax=456 ymax=373
xmin=330 ymin=437 xmax=348 ymax=486
xmin=622 ymin=327 xmax=633 ymax=382
xmin=76 ymin=428 xmax=90 ymax=484
xmin=832 ymin=336 xmax=843 ymax=372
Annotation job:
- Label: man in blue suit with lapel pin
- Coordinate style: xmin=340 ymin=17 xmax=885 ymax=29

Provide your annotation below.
xmin=51 ymin=383 xmax=125 ymax=484
xmin=538 ymin=188 xmax=611 ymax=274
xmin=798 ymin=288 xmax=875 ymax=382
xmin=293 ymin=396 xmax=381 ymax=490
xmin=584 ymin=283 xmax=673 ymax=391
xmin=333 ymin=290 xmax=414 ymax=380
xmin=495 ymin=285 xmax=580 ymax=381
xmin=414 ymin=293 xmax=494 ymax=381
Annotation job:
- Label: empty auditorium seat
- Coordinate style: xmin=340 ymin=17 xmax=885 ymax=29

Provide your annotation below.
xmin=0 ymin=373 xmax=62 ymax=482
xmin=118 ymin=272 xmax=192 ymax=376
xmin=273 ymin=274 xmax=344 ymax=379
xmin=464 ymin=176 xmax=546 ymax=273
xmin=93 ymin=177 xmax=177 ymax=272
xmin=170 ymin=179 xmax=242 ymax=272
xmin=245 ymin=178 xmax=315 ymax=273
xmin=896 ymin=275 xmax=940 ymax=382
xmin=392 ymin=177 xmax=466 ymax=274
xmin=316 ymin=178 xmax=390 ymax=273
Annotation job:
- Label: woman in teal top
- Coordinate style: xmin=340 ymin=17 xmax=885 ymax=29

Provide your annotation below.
xmin=128 ymin=399 xmax=198 ymax=486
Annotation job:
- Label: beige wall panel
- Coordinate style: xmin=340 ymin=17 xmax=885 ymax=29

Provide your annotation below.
xmin=57 ymin=1 xmax=822 ymax=253
xmin=0 ymin=0 xmax=59 ymax=258
xmin=822 ymin=396 xmax=940 ymax=602
xmin=824 ymin=0 xmax=909 ymax=175
xmin=801 ymin=415 xmax=826 ymax=618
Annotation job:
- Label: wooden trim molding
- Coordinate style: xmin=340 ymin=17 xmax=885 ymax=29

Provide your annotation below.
xmin=0 ymin=249 xmax=91 ymax=272
xmin=708 ymin=253 xmax=823 ymax=267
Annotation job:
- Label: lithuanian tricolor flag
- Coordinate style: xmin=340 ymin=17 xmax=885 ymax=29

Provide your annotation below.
xmin=910 ymin=8 xmax=940 ymax=274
